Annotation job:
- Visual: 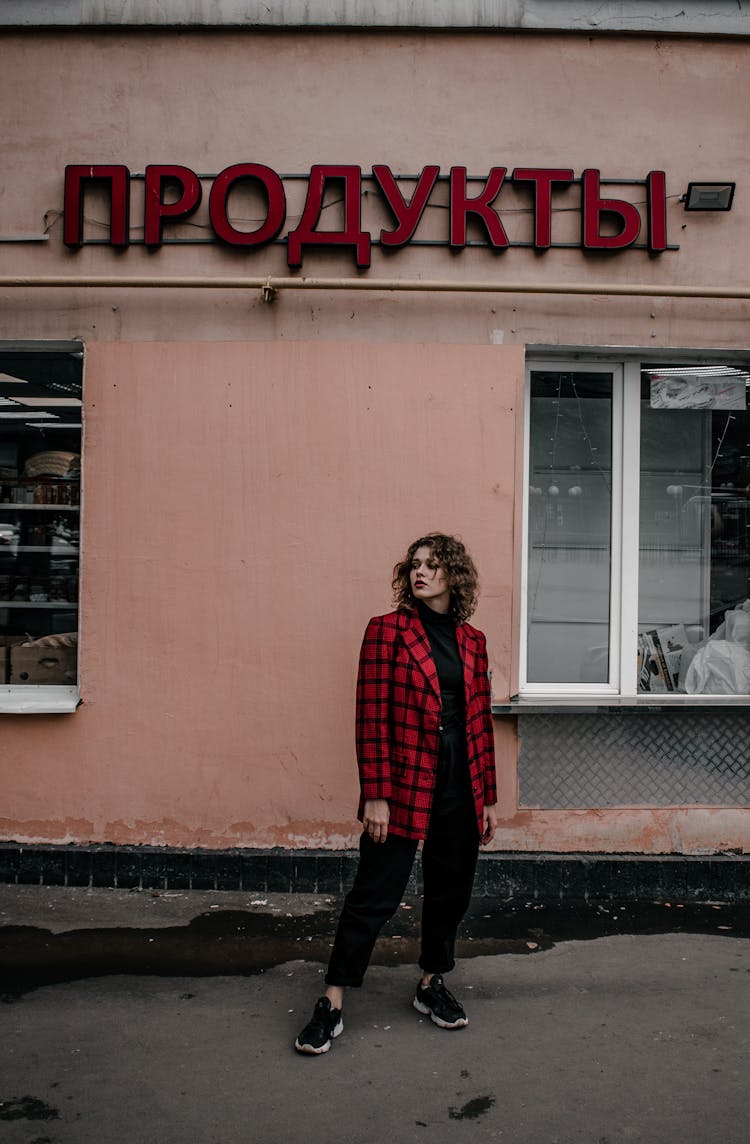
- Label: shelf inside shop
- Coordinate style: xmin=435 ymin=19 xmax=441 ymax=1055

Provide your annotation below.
xmin=0 ymin=504 xmax=79 ymax=511
xmin=1 ymin=545 xmax=77 ymax=554
xmin=0 ymin=601 xmax=78 ymax=609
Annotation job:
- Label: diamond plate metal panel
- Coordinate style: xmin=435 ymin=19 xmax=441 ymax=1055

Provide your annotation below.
xmin=518 ymin=712 xmax=750 ymax=808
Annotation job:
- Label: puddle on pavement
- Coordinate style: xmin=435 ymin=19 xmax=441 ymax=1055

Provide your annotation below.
xmin=1 ymin=900 xmax=747 ymax=998
xmin=0 ymin=1095 xmax=60 ymax=1122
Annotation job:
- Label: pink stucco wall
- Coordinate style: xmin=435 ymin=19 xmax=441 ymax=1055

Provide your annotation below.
xmin=1 ymin=29 xmax=748 ymax=853
xmin=0 ymin=30 xmax=748 ymax=349
xmin=0 ymin=340 xmax=522 ymax=849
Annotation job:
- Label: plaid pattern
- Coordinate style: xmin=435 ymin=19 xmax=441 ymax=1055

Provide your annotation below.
xmin=355 ymin=609 xmax=497 ymax=841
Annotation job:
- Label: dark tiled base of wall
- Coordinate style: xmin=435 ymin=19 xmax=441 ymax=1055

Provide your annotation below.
xmin=0 ymin=844 xmax=747 ymax=903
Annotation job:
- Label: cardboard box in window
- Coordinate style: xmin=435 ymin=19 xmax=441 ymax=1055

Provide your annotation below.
xmin=10 ymin=644 xmax=77 ymax=685
xmin=0 ymin=636 xmax=26 ymax=684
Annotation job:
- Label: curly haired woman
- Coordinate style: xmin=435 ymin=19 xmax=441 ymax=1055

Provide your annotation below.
xmin=294 ymin=533 xmax=497 ymax=1054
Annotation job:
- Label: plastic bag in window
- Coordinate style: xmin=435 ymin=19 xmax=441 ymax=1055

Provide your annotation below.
xmin=684 ymin=639 xmax=750 ymax=694
xmin=714 ymin=600 xmax=750 ymax=651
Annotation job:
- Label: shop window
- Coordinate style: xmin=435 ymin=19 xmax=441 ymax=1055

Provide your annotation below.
xmin=0 ymin=345 xmax=82 ymax=709
xmin=523 ymin=356 xmax=750 ymax=699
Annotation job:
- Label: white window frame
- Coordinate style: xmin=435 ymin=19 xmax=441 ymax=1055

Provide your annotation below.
xmin=519 ymin=348 xmax=750 ymax=705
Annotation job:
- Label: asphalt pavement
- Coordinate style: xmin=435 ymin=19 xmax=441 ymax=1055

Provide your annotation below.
xmin=1 ymin=885 xmax=748 ymax=1144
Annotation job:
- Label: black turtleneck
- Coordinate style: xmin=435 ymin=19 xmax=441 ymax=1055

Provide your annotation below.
xmin=415 ymin=600 xmax=471 ymax=816
xmin=415 ymin=600 xmax=465 ymax=729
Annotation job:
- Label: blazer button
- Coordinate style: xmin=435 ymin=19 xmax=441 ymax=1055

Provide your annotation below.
xmin=438 ymin=723 xmax=444 ymax=732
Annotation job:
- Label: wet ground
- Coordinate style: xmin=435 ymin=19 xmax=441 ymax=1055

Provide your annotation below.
xmin=1 ymin=886 xmax=749 ymax=1144
xmin=2 ymin=932 xmax=749 ymax=1144
xmin=1 ymin=884 xmax=747 ymax=996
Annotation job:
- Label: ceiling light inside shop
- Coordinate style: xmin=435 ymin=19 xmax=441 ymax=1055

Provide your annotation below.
xmin=25 ymin=423 xmax=81 ymax=429
xmin=17 ymin=397 xmax=82 ymax=407
xmin=0 ymin=411 xmax=58 ymax=420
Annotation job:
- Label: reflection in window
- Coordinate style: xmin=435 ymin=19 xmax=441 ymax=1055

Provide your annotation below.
xmin=0 ymin=351 xmax=82 ymax=687
xmin=527 ymin=372 xmax=613 ymax=684
xmin=638 ymin=366 xmax=750 ymax=694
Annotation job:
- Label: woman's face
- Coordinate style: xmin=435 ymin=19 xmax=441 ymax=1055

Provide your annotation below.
xmin=409 ymin=545 xmax=451 ymax=612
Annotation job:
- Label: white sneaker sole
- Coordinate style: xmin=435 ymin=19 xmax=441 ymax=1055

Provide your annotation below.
xmin=294 ymin=1017 xmax=344 ymax=1054
xmin=413 ymin=997 xmax=468 ymax=1029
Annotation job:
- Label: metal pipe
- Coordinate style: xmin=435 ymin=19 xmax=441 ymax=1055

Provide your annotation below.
xmin=0 ymin=274 xmax=749 ymax=299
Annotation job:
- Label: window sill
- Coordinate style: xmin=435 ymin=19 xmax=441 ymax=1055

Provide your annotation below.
xmin=493 ymin=695 xmax=750 ymax=715
xmin=0 ymin=686 xmax=80 ymax=714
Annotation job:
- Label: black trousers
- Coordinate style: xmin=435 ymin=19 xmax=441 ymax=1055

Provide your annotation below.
xmin=325 ymin=796 xmax=479 ymax=988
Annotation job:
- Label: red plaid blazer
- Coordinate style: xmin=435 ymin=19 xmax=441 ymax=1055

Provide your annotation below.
xmin=355 ymin=608 xmax=497 ymax=841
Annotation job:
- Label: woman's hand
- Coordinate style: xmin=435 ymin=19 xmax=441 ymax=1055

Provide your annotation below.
xmin=481 ymin=804 xmax=498 ymax=846
xmin=363 ymin=799 xmax=390 ymax=844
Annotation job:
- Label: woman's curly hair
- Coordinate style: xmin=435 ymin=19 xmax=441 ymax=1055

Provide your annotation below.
xmin=392 ymin=533 xmax=480 ymax=622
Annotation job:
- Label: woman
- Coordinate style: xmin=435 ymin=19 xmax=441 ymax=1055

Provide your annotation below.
xmin=294 ymin=533 xmax=497 ymax=1054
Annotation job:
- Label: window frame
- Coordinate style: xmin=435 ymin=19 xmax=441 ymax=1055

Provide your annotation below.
xmin=519 ymin=347 xmax=750 ymax=705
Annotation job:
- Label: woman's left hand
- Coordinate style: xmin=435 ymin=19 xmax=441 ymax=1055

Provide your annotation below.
xmin=481 ymin=804 xmax=498 ymax=845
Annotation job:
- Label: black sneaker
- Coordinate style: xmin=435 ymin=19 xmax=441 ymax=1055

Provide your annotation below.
xmin=413 ymin=974 xmax=468 ymax=1029
xmin=294 ymin=997 xmax=344 ymax=1055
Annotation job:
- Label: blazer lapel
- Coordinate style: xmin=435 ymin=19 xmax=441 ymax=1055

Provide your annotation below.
xmin=456 ymin=624 xmax=476 ymax=705
xmin=400 ymin=612 xmax=441 ymax=701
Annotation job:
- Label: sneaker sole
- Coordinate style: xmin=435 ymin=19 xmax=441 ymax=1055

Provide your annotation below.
xmin=294 ymin=1018 xmax=344 ymax=1055
xmin=413 ymin=997 xmax=468 ymax=1029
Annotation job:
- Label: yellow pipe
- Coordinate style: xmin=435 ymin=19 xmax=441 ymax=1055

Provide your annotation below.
xmin=0 ymin=274 xmax=749 ymax=299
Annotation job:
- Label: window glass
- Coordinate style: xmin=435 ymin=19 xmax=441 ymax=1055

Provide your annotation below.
xmin=638 ymin=366 xmax=750 ymax=695
xmin=527 ymin=371 xmax=613 ymax=684
xmin=0 ymin=351 xmax=82 ymax=687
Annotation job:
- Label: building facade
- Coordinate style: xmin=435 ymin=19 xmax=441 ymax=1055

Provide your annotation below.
xmin=1 ymin=3 xmax=748 ymax=891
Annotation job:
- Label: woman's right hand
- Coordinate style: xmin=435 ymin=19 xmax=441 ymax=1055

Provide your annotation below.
xmin=363 ymin=799 xmax=390 ymax=844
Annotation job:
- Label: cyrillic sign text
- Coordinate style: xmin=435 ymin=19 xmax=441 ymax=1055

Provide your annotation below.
xmin=63 ymin=163 xmax=673 ymax=264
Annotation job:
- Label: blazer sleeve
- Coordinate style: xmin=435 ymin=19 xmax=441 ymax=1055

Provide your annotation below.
xmin=355 ymin=615 xmax=395 ymax=802
xmin=476 ymin=632 xmax=498 ymax=806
